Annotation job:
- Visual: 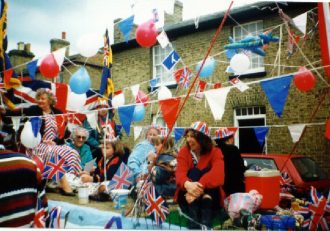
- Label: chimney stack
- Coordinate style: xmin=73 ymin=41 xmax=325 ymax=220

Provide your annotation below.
xmin=62 ymin=32 xmax=66 ymax=40
xmin=24 ymin=43 xmax=31 ymax=53
xmin=17 ymin=42 xmax=24 ymax=50
xmin=50 ymin=32 xmax=70 ymax=57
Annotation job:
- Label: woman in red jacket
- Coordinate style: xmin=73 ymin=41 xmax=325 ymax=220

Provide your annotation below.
xmin=175 ymin=121 xmax=225 ymax=229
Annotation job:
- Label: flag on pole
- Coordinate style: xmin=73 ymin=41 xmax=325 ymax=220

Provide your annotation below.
xmin=107 ymin=162 xmax=133 ymax=190
xmin=99 ymin=29 xmax=115 ymax=104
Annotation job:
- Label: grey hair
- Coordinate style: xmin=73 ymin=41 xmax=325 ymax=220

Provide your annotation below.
xmin=71 ymin=127 xmax=89 ymax=140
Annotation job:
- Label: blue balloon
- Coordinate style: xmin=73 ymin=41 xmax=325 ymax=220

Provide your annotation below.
xmin=195 ymin=58 xmax=216 ymax=78
xmin=132 ymin=104 xmax=145 ymax=122
xmin=69 ymin=67 xmax=91 ymax=94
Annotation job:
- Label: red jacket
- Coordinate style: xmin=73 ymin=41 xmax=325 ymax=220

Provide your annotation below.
xmin=175 ymin=146 xmax=225 ymax=205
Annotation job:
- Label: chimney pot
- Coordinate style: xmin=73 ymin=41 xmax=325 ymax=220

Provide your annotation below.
xmin=62 ymin=32 xmax=66 ymax=40
xmin=17 ymin=42 xmax=24 ymax=50
xmin=24 ymin=43 xmax=31 ymax=52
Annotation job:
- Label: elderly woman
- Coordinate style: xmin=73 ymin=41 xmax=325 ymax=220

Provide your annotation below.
xmin=3 ymin=88 xmax=81 ymax=196
xmin=67 ymin=127 xmax=94 ymax=172
xmin=175 ymin=121 xmax=225 ymax=229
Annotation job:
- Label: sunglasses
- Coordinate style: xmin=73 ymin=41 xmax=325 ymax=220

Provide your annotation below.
xmin=76 ymin=135 xmax=87 ymax=140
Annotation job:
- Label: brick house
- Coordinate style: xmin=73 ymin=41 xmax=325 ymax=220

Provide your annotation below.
xmin=8 ymin=1 xmax=330 ymax=175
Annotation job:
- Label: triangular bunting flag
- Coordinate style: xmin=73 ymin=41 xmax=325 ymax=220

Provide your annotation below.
xmin=55 ymin=115 xmax=67 ymax=139
xmin=134 ymin=126 xmax=143 ymax=141
xmin=11 ymin=117 xmax=21 ymax=132
xmin=118 ymin=105 xmax=135 ymax=135
xmin=130 ymin=84 xmax=140 ymax=99
xmin=293 ymin=12 xmax=307 ymax=35
xmin=30 ymin=117 xmax=42 ymax=138
xmin=115 ymin=124 xmax=122 ymax=133
xmin=53 ymin=47 xmax=66 ymax=68
xmin=3 ymin=68 xmax=13 ymax=86
xmin=157 ymin=30 xmax=170 ymax=48
xmin=159 ymin=97 xmax=181 ymax=130
xmin=288 ymin=124 xmax=305 ymax=143
xmin=204 ymin=87 xmax=231 ymax=120
xmin=193 ymin=80 xmax=207 ymax=100
xmin=27 ymin=60 xmax=38 ymax=80
xmin=253 ymin=127 xmax=269 ymax=147
xmin=118 ymin=15 xmax=135 ymax=43
xmin=150 ymin=78 xmax=160 ymax=92
xmin=174 ymin=128 xmax=185 ymax=143
xmin=260 ymin=75 xmax=293 ymax=118
xmin=230 ymin=77 xmax=249 ymax=92
xmin=86 ymin=111 xmax=98 ymax=129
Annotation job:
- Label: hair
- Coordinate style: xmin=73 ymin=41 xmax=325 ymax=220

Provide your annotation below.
xmin=184 ymin=128 xmax=213 ymax=155
xmin=145 ymin=126 xmax=161 ymax=138
xmin=150 ymin=136 xmax=175 ymax=154
xmin=35 ymin=88 xmax=57 ymax=106
xmin=71 ymin=126 xmax=89 ymax=140
xmin=214 ymin=134 xmax=234 ymax=148
xmin=100 ymin=139 xmax=125 ymax=157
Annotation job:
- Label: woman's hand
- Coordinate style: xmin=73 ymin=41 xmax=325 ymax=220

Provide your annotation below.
xmin=185 ymin=192 xmax=198 ymax=204
xmin=184 ymin=181 xmax=204 ymax=198
xmin=80 ymin=174 xmax=93 ymax=183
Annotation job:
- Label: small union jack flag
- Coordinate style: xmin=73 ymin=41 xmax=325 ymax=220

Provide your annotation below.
xmin=174 ymin=67 xmax=193 ymax=89
xmin=144 ymin=184 xmax=169 ymax=226
xmin=33 ymin=190 xmax=48 ymax=228
xmin=49 ymin=206 xmax=62 ymax=228
xmin=43 ymin=154 xmax=69 ymax=182
xmin=280 ymin=171 xmax=295 ymax=193
xmin=298 ymin=187 xmax=330 ymax=231
xmin=108 ymin=163 xmax=133 ymax=190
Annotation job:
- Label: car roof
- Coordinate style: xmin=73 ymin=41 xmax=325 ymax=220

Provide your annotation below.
xmin=241 ymin=153 xmax=305 ymax=159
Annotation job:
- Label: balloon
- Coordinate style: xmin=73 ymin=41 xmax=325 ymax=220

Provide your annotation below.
xmin=195 ymin=57 xmax=216 ymax=78
xmin=136 ymin=90 xmax=149 ymax=106
xmin=66 ymin=91 xmax=87 ymax=111
xmin=76 ymin=33 xmax=102 ymax=57
xmin=158 ymin=86 xmax=172 ymax=100
xmin=132 ymin=104 xmax=145 ymax=122
xmin=136 ymin=20 xmax=158 ymax=48
xmin=230 ymin=53 xmax=250 ymax=74
xmin=20 ymin=121 xmax=41 ymax=149
xmin=69 ymin=67 xmax=91 ymax=94
xmin=39 ymin=53 xmax=60 ymax=78
xmin=112 ymin=94 xmax=125 ymax=109
xmin=325 ymin=118 xmax=330 ymax=140
xmin=294 ymin=66 xmax=316 ymax=92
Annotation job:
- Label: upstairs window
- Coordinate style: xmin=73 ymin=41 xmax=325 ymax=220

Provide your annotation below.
xmin=152 ymin=45 xmax=176 ymax=86
xmin=233 ymin=20 xmax=265 ymax=74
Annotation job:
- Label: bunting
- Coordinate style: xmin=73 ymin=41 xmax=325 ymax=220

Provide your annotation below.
xmin=118 ymin=105 xmax=135 ymax=135
xmin=253 ymin=127 xmax=269 ymax=147
xmin=204 ymin=87 xmax=231 ymax=120
xmin=288 ymin=124 xmax=305 ymax=143
xmin=159 ymin=97 xmax=181 ymax=130
xmin=174 ymin=127 xmax=185 ymax=143
xmin=118 ymin=15 xmax=134 ymax=43
xmin=260 ymin=75 xmax=293 ymax=117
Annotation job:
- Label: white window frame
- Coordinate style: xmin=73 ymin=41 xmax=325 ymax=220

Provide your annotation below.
xmin=233 ymin=20 xmax=265 ymax=74
xmin=234 ymin=106 xmax=267 ymax=153
xmin=152 ymin=45 xmax=177 ymax=86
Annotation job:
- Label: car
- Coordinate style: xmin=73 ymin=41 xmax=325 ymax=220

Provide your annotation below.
xmin=241 ymin=153 xmax=330 ymax=197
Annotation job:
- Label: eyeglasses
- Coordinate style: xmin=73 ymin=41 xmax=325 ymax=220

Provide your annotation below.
xmin=76 ymin=135 xmax=87 ymax=140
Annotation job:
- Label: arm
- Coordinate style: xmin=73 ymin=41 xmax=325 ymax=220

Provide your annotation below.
xmin=175 ymin=146 xmax=192 ymax=189
xmin=199 ymin=148 xmax=225 ymax=189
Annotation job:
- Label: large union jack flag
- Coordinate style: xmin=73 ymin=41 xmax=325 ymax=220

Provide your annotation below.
xmin=107 ymin=162 xmax=133 ymax=190
xmin=144 ymin=184 xmax=169 ymax=226
xmin=174 ymin=67 xmax=193 ymax=89
xmin=298 ymin=187 xmax=330 ymax=231
xmin=42 ymin=154 xmax=69 ymax=182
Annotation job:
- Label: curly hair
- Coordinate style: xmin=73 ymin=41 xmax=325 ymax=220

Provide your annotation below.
xmin=184 ymin=128 xmax=213 ymax=155
xmin=35 ymin=88 xmax=57 ymax=106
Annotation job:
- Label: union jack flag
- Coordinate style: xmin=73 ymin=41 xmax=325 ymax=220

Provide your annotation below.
xmin=33 ymin=189 xmax=48 ymax=228
xmin=49 ymin=206 xmax=62 ymax=228
xmin=144 ymin=184 xmax=169 ymax=226
xmin=280 ymin=171 xmax=295 ymax=193
xmin=107 ymin=162 xmax=133 ymax=190
xmin=298 ymin=187 xmax=330 ymax=231
xmin=42 ymin=154 xmax=69 ymax=182
xmin=174 ymin=67 xmax=193 ymax=89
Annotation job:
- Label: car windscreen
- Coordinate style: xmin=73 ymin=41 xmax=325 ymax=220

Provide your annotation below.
xmin=243 ymin=157 xmax=278 ymax=170
xmin=291 ymin=157 xmax=328 ymax=181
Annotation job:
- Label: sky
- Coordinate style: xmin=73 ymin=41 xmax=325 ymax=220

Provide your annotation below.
xmin=7 ymin=0 xmax=265 ymax=58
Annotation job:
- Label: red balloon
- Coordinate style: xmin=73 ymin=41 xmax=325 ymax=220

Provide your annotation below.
xmin=294 ymin=66 xmax=316 ymax=92
xmin=39 ymin=53 xmax=60 ymax=78
xmin=136 ymin=20 xmax=158 ymax=48
xmin=326 ymin=118 xmax=330 ymax=140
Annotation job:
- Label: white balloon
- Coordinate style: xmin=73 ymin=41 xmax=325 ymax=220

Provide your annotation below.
xmin=158 ymin=86 xmax=172 ymax=100
xmin=20 ymin=121 xmax=41 ymax=149
xmin=112 ymin=94 xmax=125 ymax=109
xmin=230 ymin=53 xmax=251 ymax=74
xmin=67 ymin=91 xmax=87 ymax=112
xmin=76 ymin=33 xmax=102 ymax=57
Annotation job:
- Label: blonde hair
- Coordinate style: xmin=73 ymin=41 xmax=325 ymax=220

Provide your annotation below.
xmin=35 ymin=88 xmax=57 ymax=106
xmin=150 ymin=136 xmax=175 ymax=154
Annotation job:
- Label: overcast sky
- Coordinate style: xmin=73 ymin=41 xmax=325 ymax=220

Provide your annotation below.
xmin=7 ymin=0 xmax=263 ymax=58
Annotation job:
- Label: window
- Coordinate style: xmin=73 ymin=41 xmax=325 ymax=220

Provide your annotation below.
xmin=152 ymin=45 xmax=176 ymax=86
xmin=234 ymin=106 xmax=267 ymax=153
xmin=233 ymin=20 xmax=264 ymax=73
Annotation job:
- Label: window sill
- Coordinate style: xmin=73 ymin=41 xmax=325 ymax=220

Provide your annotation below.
xmin=229 ymin=71 xmax=267 ymax=80
xmin=148 ymin=83 xmax=178 ymax=92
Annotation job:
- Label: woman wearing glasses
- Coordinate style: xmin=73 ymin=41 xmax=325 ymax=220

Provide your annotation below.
xmin=67 ymin=127 xmax=94 ymax=172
